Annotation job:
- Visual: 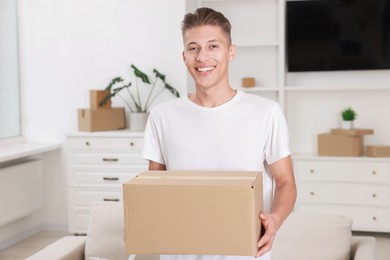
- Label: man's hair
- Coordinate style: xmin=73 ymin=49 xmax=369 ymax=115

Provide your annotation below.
xmin=181 ymin=7 xmax=232 ymax=44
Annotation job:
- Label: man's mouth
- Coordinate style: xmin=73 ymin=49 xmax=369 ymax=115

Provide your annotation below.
xmin=196 ymin=66 xmax=216 ymax=73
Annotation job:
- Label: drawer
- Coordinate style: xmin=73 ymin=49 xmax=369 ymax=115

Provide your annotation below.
xmin=297 ymin=160 xmax=390 ymax=184
xmin=72 ymin=170 xmax=142 ymax=185
xmin=298 ymin=183 xmax=390 ymax=206
xmin=297 ymin=204 xmax=390 ymax=232
xmin=72 ymin=153 xmax=147 ymax=165
xmin=70 ymin=188 xmax=123 ymax=208
xmin=67 ymin=137 xmax=144 ymax=150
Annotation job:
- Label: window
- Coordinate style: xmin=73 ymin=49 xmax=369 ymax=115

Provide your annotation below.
xmin=0 ymin=0 xmax=23 ymax=146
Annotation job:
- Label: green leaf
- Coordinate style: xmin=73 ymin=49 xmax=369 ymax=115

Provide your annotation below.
xmin=164 ymin=83 xmax=180 ymax=98
xmin=105 ymin=77 xmax=124 ymax=91
xmin=99 ymin=92 xmax=115 ymax=106
xmin=131 ymin=64 xmax=151 ymax=84
xmin=153 ymin=68 xmax=166 ymax=82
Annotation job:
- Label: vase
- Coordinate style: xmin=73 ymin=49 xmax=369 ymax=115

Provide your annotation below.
xmin=129 ymin=112 xmax=149 ymax=132
xmin=341 ymin=120 xmax=354 ymax=130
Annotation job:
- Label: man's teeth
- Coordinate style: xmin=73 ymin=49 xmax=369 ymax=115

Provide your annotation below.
xmin=197 ymin=66 xmax=214 ymax=72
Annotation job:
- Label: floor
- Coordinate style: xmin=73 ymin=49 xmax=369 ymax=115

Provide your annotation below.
xmin=0 ymin=231 xmax=388 ymax=260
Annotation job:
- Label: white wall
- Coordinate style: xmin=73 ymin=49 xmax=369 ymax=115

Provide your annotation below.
xmin=16 ymin=0 xmax=187 ymax=230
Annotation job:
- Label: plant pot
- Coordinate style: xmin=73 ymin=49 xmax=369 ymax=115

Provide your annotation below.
xmin=341 ymin=120 xmax=354 ymax=130
xmin=129 ymin=112 xmax=149 ymax=132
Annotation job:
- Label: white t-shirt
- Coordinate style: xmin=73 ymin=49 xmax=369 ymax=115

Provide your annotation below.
xmin=142 ymin=90 xmax=291 ymax=260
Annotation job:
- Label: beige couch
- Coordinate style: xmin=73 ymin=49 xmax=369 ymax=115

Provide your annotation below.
xmin=27 ymin=202 xmax=376 ymax=260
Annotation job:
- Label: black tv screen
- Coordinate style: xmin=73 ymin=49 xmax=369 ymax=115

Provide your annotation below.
xmin=287 ymin=0 xmax=390 ymax=72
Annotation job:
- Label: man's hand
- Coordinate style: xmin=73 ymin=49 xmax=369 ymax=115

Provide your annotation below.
xmin=256 ymin=212 xmax=277 ymax=258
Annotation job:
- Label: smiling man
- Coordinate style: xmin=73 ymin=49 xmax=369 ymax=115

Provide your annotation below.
xmin=142 ymin=7 xmax=296 ymax=260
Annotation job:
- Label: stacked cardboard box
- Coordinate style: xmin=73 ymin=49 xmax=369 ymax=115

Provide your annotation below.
xmin=318 ymin=128 xmax=374 ymax=156
xmin=366 ymin=145 xmax=390 ymax=157
xmin=78 ymin=90 xmax=125 ymax=131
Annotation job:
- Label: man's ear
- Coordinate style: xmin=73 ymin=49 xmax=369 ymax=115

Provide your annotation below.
xmin=228 ymin=44 xmax=236 ymax=61
xmin=182 ymin=51 xmax=186 ymax=62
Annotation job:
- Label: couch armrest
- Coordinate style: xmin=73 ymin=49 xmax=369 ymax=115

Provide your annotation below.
xmin=26 ymin=236 xmax=86 ymax=260
xmin=350 ymin=236 xmax=376 ymax=260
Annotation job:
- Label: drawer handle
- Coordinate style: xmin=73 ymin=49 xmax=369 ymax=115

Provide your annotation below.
xmin=103 ymin=198 xmax=120 ymax=202
xmin=372 ymin=171 xmax=377 ymax=175
xmin=85 ymin=141 xmax=90 ymax=146
xmin=372 ymin=216 xmax=377 ymax=221
xmin=103 ymin=177 xmax=119 ymax=181
xmin=102 ymin=158 xmax=119 ymax=162
xmin=372 ymin=194 xmax=377 ymax=198
xmin=130 ymin=142 xmax=135 ymax=146
xmin=310 ymin=169 xmax=314 ymax=173
xmin=310 ymin=191 xmax=315 ymax=196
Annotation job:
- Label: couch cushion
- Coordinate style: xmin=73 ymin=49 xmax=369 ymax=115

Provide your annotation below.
xmin=85 ymin=202 xmax=128 ymax=260
xmin=272 ymin=213 xmax=352 ymax=260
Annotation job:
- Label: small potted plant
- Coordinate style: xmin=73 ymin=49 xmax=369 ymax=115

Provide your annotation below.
xmin=341 ymin=107 xmax=357 ymax=129
xmin=100 ymin=64 xmax=180 ymax=131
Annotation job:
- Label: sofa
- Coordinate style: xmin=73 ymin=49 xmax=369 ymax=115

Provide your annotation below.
xmin=27 ymin=202 xmax=376 ymax=260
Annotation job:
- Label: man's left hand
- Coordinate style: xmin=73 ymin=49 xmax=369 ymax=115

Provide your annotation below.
xmin=256 ymin=212 xmax=277 ymax=258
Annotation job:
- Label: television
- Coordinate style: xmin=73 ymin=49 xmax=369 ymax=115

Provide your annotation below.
xmin=286 ymin=0 xmax=390 ymax=72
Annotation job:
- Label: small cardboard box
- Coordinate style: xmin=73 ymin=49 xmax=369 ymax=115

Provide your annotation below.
xmin=366 ymin=145 xmax=390 ymax=157
xmin=242 ymin=77 xmax=255 ymax=88
xmin=123 ymin=171 xmax=263 ymax=256
xmin=318 ymin=133 xmax=364 ymax=156
xmin=90 ymin=90 xmax=111 ymax=110
xmin=78 ymin=107 xmax=125 ymax=131
xmin=330 ymin=128 xmax=374 ymax=136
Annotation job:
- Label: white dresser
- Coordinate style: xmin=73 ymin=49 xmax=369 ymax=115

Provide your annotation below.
xmin=294 ymin=154 xmax=390 ymax=233
xmin=66 ymin=131 xmax=148 ymax=234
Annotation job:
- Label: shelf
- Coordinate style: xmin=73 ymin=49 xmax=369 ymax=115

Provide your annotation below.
xmin=236 ymin=42 xmax=279 ymax=48
xmin=292 ymin=152 xmax=390 ymax=162
xmin=284 ymin=86 xmax=390 ymax=91
xmin=238 ymin=87 xmax=279 ymax=92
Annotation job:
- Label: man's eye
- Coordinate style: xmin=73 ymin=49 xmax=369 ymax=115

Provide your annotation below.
xmin=187 ymin=47 xmax=197 ymax=52
xmin=210 ymin=45 xmax=219 ymax=49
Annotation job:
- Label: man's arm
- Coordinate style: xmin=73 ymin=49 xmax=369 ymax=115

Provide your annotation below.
xmin=149 ymin=160 xmax=166 ymax=170
xmin=256 ymin=155 xmax=297 ymax=257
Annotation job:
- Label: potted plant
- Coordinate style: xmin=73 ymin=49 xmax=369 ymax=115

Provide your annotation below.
xmin=100 ymin=64 xmax=180 ymax=131
xmin=341 ymin=107 xmax=357 ymax=130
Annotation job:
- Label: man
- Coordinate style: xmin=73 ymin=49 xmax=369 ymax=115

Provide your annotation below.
xmin=142 ymin=7 xmax=297 ymax=260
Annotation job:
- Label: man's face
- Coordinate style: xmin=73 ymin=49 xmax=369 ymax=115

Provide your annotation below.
xmin=182 ymin=25 xmax=235 ymax=90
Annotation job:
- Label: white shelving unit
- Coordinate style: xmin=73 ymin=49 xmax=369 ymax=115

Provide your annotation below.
xmin=187 ymin=0 xmax=390 ymax=233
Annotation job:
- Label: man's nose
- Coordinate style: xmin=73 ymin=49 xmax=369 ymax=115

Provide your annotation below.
xmin=196 ymin=49 xmax=208 ymax=62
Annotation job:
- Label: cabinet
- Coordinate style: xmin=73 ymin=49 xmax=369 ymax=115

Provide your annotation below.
xmin=67 ymin=131 xmax=148 ymax=234
xmin=294 ymin=154 xmax=390 ymax=233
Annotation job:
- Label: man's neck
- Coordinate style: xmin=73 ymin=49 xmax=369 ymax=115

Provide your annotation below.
xmin=189 ymin=86 xmax=237 ymax=108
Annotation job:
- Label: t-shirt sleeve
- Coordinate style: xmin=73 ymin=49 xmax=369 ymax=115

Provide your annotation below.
xmin=142 ymin=112 xmax=165 ymax=165
xmin=264 ymin=103 xmax=291 ymax=165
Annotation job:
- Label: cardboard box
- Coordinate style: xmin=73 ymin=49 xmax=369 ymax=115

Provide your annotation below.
xmin=123 ymin=171 xmax=263 ymax=256
xmin=366 ymin=145 xmax=390 ymax=157
xmin=78 ymin=108 xmax=125 ymax=131
xmin=330 ymin=128 xmax=374 ymax=136
xmin=318 ymin=133 xmax=364 ymax=156
xmin=242 ymin=77 xmax=255 ymax=88
xmin=90 ymin=90 xmax=111 ymax=110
